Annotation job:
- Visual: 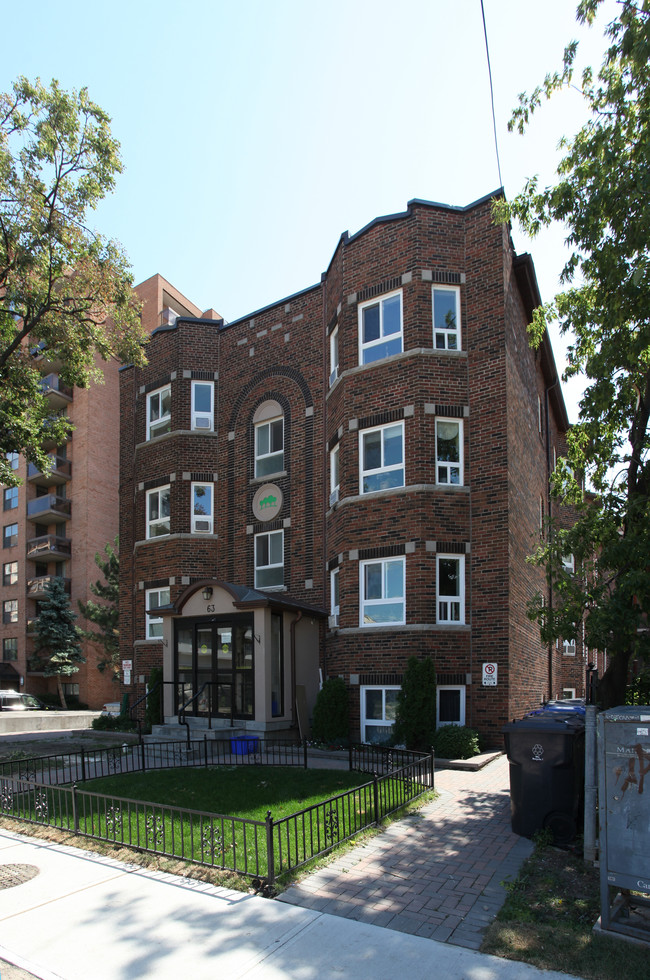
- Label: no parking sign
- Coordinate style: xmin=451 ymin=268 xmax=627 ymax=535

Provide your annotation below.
xmin=482 ymin=662 xmax=498 ymax=686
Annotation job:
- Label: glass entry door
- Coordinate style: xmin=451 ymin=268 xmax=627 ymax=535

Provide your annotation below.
xmin=174 ymin=616 xmax=254 ymax=721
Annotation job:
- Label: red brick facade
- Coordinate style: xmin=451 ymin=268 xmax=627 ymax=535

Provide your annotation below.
xmin=118 ymin=195 xmax=583 ymax=744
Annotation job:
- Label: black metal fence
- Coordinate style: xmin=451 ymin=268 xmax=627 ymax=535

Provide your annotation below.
xmin=0 ymin=740 xmax=433 ymax=889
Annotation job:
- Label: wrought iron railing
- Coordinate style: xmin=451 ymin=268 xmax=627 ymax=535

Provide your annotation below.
xmin=0 ymin=741 xmax=434 ymax=889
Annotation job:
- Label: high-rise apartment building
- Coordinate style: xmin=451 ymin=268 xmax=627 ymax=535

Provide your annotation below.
xmin=0 ymin=275 xmax=213 ymax=708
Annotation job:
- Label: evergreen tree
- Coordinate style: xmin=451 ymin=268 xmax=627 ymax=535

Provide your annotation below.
xmin=78 ymin=536 xmax=119 ymax=678
xmin=392 ymin=657 xmax=437 ymax=751
xmin=33 ymin=578 xmax=85 ymax=709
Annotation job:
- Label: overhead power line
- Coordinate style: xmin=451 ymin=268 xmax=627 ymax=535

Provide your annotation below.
xmin=481 ymin=0 xmax=504 ymax=190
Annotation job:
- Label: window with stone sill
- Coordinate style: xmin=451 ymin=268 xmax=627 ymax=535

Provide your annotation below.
xmin=191 ymin=482 xmax=213 ymax=534
xmin=360 ymin=557 xmax=405 ymax=626
xmin=255 ymin=417 xmax=284 ymax=478
xmin=330 ymin=567 xmax=340 ymax=627
xmin=437 ymin=685 xmax=466 ymax=726
xmin=359 ymin=290 xmax=403 ymax=365
xmin=432 ymin=286 xmax=460 ymax=351
xmin=191 ymin=381 xmax=213 ymax=431
xmin=255 ymin=529 xmax=284 ymax=589
xmin=361 ymin=685 xmax=399 ymax=744
xmin=436 ymin=554 xmax=464 ymax=624
xmin=146 ymin=486 xmax=170 ymax=538
xmin=359 ymin=422 xmax=404 ymax=494
xmin=146 ymin=586 xmax=170 ymax=640
xmin=146 ymin=386 xmax=171 ymax=440
xmin=329 ymin=325 xmax=339 ymax=386
xmin=435 ymin=419 xmax=463 ymax=485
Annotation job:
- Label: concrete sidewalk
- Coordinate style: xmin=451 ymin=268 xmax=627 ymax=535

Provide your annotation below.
xmin=0 ymin=828 xmax=581 ymax=980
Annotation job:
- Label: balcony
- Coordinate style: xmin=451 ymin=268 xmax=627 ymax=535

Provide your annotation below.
xmin=31 ymin=341 xmax=63 ymax=373
xmin=26 ymin=494 xmax=71 ymax=524
xmin=27 ymin=455 xmax=72 ymax=487
xmin=26 ymin=575 xmax=71 ymax=599
xmin=40 ymin=374 xmax=73 ymax=410
xmin=26 ymin=534 xmax=72 ymax=562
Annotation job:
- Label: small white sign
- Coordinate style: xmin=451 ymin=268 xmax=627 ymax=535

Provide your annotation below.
xmin=123 ymin=670 xmax=132 ymax=685
xmin=482 ymin=662 xmax=498 ymax=686
xmin=122 ymin=660 xmax=133 ymax=671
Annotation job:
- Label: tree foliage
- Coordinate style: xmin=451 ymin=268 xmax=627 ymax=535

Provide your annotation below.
xmin=392 ymin=657 xmax=436 ymax=751
xmin=0 ymin=76 xmax=147 ymax=487
xmin=493 ymin=1 xmax=650 ymax=705
xmin=33 ymin=577 xmax=85 ymax=708
xmin=78 ymin=536 xmax=119 ymax=678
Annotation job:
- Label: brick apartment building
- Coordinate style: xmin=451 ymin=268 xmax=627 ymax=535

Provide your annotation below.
xmin=118 ymin=192 xmax=586 ymax=745
xmin=0 ymin=275 xmax=213 ymax=709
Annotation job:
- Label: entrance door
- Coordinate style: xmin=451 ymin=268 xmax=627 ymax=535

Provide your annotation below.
xmin=174 ymin=616 xmax=254 ymax=721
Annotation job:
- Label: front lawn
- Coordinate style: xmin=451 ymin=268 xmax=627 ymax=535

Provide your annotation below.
xmin=84 ymin=766 xmax=371 ymax=820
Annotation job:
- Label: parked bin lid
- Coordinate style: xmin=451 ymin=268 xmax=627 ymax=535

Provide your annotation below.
xmin=525 ymin=699 xmax=585 ymax=718
xmin=502 ymin=712 xmax=585 ymax=734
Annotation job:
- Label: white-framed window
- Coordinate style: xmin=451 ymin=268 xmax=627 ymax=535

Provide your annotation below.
xmin=191 ymin=381 xmax=213 ymax=431
xmin=437 ymin=555 xmax=464 ymax=623
xmin=255 ymin=417 xmax=284 ymax=478
xmin=435 ymin=419 xmax=463 ymax=485
xmin=562 ymin=688 xmax=576 ymax=700
xmin=432 ymin=286 xmax=460 ymax=351
xmin=191 ymin=482 xmax=213 ymax=533
xmin=329 ymin=443 xmax=340 ymax=506
xmin=255 ymin=529 xmax=284 ymax=589
xmin=359 ymin=422 xmax=404 ymax=494
xmin=360 ymin=557 xmax=405 ymax=626
xmin=146 ymin=486 xmax=170 ymax=538
xmin=6 ymin=452 xmax=19 ymax=471
xmin=562 ymin=638 xmax=576 ymax=656
xmin=146 ymin=386 xmax=171 ymax=440
xmin=562 ymin=553 xmax=575 ymax=573
xmin=437 ymin=685 xmax=466 ymax=727
xmin=361 ymin=685 xmax=400 ymax=744
xmin=329 ymin=325 xmax=339 ymax=386
xmin=330 ymin=567 xmax=340 ymax=627
xmin=359 ymin=289 xmax=403 ymax=364
xmin=146 ymin=586 xmax=170 ymax=640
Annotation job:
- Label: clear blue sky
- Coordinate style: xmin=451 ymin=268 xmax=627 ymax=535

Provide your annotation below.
xmin=5 ymin=0 xmax=619 ymax=420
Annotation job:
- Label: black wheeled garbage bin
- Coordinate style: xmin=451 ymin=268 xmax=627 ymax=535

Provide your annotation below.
xmin=502 ymin=712 xmax=585 ymax=844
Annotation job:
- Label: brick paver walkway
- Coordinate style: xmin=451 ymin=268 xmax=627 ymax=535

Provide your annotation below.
xmin=279 ymin=754 xmax=532 ymax=950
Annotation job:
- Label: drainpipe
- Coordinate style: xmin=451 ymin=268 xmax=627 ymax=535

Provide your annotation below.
xmin=290 ymin=610 xmax=302 ymax=729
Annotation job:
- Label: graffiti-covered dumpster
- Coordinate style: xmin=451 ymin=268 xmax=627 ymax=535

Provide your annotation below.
xmin=597 ymin=706 xmax=650 ymax=943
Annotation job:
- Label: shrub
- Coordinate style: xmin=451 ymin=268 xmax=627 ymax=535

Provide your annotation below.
xmin=311 ymin=677 xmax=349 ymax=744
xmin=433 ymin=725 xmax=480 ymax=760
xmin=91 ymin=714 xmax=137 ymax=732
xmin=392 ymin=657 xmax=437 ymax=751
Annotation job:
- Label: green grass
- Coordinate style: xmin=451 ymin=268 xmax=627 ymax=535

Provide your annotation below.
xmin=481 ymin=841 xmax=650 ymax=980
xmin=10 ymin=766 xmax=428 ymax=884
xmin=84 ymin=766 xmax=370 ymax=820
